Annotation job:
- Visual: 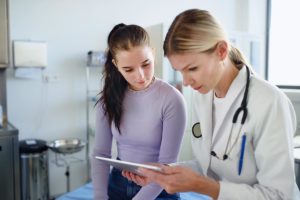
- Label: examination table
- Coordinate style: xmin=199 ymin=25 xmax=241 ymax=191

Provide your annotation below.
xmin=56 ymin=182 xmax=210 ymax=200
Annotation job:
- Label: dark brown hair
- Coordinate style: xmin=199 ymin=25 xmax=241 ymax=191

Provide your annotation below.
xmin=98 ymin=23 xmax=150 ymax=133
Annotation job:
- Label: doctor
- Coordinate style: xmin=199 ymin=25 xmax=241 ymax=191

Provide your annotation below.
xmin=123 ymin=9 xmax=300 ymax=199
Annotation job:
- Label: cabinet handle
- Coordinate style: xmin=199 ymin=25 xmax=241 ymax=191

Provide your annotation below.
xmin=0 ymin=146 xmax=2 ymax=151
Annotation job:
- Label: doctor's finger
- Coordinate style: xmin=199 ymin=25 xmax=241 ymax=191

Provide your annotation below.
xmin=160 ymin=165 xmax=185 ymax=175
xmin=142 ymin=163 xmax=178 ymax=175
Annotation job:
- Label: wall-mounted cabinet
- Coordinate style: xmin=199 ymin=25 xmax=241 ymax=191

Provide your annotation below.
xmin=0 ymin=0 xmax=9 ymax=68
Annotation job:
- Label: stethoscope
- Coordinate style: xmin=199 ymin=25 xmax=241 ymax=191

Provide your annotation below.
xmin=192 ymin=66 xmax=251 ymax=160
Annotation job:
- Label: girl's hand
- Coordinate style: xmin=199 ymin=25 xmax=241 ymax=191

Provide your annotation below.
xmin=122 ymin=163 xmax=165 ymax=186
xmin=122 ymin=170 xmax=150 ymax=186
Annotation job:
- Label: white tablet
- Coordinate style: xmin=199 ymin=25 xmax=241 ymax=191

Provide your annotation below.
xmin=95 ymin=156 xmax=163 ymax=175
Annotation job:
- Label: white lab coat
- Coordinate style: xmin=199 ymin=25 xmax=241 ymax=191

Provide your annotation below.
xmin=182 ymin=66 xmax=300 ymax=200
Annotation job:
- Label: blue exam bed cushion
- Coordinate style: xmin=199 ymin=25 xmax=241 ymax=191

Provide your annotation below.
xmin=57 ymin=182 xmax=210 ymax=200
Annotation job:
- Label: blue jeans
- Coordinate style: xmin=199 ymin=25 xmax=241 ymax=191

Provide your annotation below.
xmin=108 ymin=167 xmax=180 ymax=200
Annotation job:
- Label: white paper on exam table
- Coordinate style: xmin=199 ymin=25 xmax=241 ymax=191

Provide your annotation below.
xmin=95 ymin=156 xmax=163 ymax=175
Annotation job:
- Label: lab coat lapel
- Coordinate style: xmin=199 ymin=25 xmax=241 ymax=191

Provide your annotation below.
xmin=198 ymin=91 xmax=213 ymax=175
xmin=212 ymin=67 xmax=247 ymax=144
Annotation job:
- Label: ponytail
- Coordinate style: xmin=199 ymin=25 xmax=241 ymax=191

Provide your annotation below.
xmin=98 ymin=50 xmax=127 ymax=133
xmin=228 ymin=45 xmax=252 ymax=71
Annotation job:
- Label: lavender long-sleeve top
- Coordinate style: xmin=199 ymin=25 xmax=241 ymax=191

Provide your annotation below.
xmin=91 ymin=78 xmax=186 ymax=200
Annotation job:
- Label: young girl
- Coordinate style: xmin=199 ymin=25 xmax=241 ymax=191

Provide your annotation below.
xmin=91 ymin=23 xmax=186 ymax=200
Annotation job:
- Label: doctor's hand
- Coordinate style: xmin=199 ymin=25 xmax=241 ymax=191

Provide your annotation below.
xmin=138 ymin=165 xmax=220 ymax=199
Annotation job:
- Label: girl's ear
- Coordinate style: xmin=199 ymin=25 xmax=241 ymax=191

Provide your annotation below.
xmin=112 ymin=59 xmax=117 ymax=67
xmin=216 ymin=41 xmax=228 ymax=61
xmin=112 ymin=59 xmax=120 ymax=72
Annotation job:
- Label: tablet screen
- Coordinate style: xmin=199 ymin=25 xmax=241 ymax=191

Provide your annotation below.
xmin=95 ymin=156 xmax=163 ymax=175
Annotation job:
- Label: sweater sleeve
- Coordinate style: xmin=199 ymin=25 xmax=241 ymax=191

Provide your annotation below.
xmin=91 ymin=104 xmax=113 ymax=200
xmin=133 ymin=88 xmax=187 ymax=200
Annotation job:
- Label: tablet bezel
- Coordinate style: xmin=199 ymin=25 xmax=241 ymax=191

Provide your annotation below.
xmin=95 ymin=156 xmax=163 ymax=175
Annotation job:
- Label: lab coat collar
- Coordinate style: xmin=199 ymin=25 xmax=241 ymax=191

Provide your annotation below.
xmin=212 ymin=66 xmax=248 ymax=146
xmin=193 ymin=90 xmax=213 ymax=175
xmin=194 ymin=66 xmax=248 ymax=175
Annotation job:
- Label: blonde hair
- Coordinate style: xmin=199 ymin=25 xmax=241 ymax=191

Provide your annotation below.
xmin=164 ymin=9 xmax=250 ymax=69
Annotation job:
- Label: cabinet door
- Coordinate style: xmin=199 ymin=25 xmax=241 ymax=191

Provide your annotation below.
xmin=145 ymin=23 xmax=164 ymax=80
xmin=0 ymin=0 xmax=9 ymax=68
xmin=0 ymin=136 xmax=14 ymax=200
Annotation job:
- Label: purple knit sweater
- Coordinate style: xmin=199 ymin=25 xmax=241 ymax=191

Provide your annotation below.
xmin=91 ymin=78 xmax=186 ymax=200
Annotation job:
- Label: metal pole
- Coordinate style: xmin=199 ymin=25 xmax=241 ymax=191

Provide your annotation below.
xmin=86 ymin=67 xmax=90 ymax=182
xmin=65 ymin=165 xmax=70 ymax=192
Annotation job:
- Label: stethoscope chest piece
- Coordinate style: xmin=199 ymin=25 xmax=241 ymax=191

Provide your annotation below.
xmin=192 ymin=122 xmax=202 ymax=138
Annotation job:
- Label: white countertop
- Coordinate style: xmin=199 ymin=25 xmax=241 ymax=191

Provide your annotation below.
xmin=295 ymin=148 xmax=300 ymax=162
xmin=294 ymin=136 xmax=300 ymax=162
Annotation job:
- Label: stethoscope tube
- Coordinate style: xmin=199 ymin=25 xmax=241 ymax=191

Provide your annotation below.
xmin=232 ymin=66 xmax=250 ymax=124
xmin=192 ymin=66 xmax=251 ymax=160
xmin=212 ymin=66 xmax=251 ymax=160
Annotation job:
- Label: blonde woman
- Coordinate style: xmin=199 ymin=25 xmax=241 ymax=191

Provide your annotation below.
xmin=123 ymin=9 xmax=300 ymax=200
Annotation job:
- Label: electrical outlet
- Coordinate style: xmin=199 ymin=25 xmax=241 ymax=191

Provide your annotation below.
xmin=43 ymin=74 xmax=59 ymax=83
